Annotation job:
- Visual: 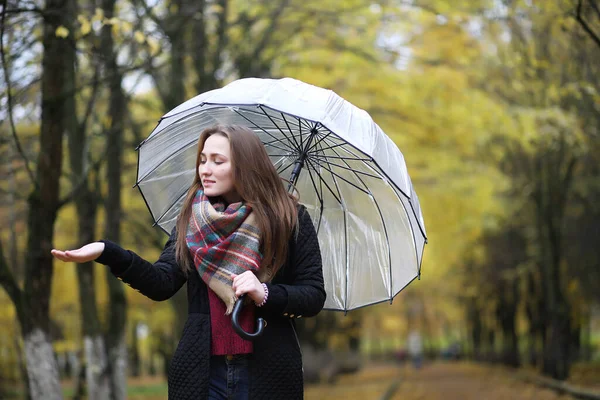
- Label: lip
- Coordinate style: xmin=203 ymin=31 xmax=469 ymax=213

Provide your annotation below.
xmin=203 ymin=180 xmax=216 ymax=185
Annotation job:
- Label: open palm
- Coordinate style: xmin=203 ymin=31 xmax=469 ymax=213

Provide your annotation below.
xmin=51 ymin=242 xmax=105 ymax=263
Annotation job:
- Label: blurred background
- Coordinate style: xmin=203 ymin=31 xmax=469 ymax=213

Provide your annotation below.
xmin=1 ymin=0 xmax=600 ymax=399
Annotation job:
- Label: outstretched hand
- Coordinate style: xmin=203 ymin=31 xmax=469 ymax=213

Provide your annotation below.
xmin=51 ymin=242 xmax=105 ymax=263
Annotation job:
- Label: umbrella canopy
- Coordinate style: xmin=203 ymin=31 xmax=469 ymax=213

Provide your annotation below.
xmin=136 ymin=77 xmax=427 ymax=312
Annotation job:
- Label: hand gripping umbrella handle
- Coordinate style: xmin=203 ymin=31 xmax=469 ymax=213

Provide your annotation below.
xmin=231 ymin=295 xmax=266 ymax=341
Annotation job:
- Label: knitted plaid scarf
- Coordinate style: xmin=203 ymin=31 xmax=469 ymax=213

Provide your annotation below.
xmin=186 ymin=190 xmax=264 ymax=315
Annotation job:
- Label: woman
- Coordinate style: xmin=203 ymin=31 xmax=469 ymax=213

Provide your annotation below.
xmin=52 ymin=125 xmax=326 ymax=400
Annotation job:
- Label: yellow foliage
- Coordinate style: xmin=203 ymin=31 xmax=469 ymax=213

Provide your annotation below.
xmin=103 ymin=17 xmax=119 ymax=25
xmin=55 ymin=26 xmax=69 ymax=38
xmin=147 ymin=37 xmax=161 ymax=56
xmin=92 ymin=8 xmax=105 ymax=24
xmin=77 ymin=15 xmax=91 ymax=36
xmin=134 ymin=30 xmax=146 ymax=44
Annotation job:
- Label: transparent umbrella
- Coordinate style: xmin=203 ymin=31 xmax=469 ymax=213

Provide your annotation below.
xmin=135 ymin=77 xmax=427 ymax=337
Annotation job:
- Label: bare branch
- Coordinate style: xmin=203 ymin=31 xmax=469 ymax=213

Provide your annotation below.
xmin=1 ymin=0 xmax=38 ymax=188
xmin=250 ymin=0 xmax=292 ymax=62
xmin=57 ymin=151 xmax=106 ymax=210
xmin=589 ymin=0 xmax=600 ymax=17
xmin=0 ymin=239 xmax=24 ymax=319
xmin=130 ymin=0 xmax=164 ymax=32
xmin=575 ymin=0 xmax=600 ymax=48
xmin=78 ymin=64 xmax=101 ymax=134
xmin=1 ymin=7 xmax=44 ymax=15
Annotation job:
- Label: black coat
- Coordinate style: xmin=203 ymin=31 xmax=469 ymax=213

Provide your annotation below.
xmin=97 ymin=205 xmax=326 ymax=400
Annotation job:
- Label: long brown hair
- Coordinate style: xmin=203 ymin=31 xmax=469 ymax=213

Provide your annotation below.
xmin=175 ymin=125 xmax=298 ymax=279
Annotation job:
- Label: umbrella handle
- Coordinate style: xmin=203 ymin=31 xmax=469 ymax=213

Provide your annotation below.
xmin=231 ymin=295 xmax=266 ymax=341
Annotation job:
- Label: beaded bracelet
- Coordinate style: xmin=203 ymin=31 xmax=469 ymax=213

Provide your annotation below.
xmin=256 ymin=283 xmax=269 ymax=307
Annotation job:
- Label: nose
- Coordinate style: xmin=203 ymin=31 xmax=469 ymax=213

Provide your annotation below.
xmin=199 ymin=164 xmax=212 ymax=177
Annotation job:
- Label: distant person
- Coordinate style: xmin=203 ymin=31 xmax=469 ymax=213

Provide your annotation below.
xmin=407 ymin=330 xmax=423 ymax=369
xmin=52 ymin=125 xmax=326 ymax=399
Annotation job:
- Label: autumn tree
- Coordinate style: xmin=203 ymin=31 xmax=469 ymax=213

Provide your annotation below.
xmin=0 ymin=0 xmax=77 ymax=397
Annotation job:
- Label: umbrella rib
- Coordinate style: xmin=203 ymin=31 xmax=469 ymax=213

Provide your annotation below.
xmin=263 ymin=141 xmax=296 ymax=153
xmin=324 ymin=143 xmax=394 ymax=302
xmin=299 ymin=117 xmax=313 ymax=131
xmin=306 ymin=129 xmax=333 ymax=154
xmin=237 ymin=105 xmax=314 ymax=133
xmin=306 ymin=161 xmax=323 ymax=206
xmin=232 ymin=109 xmax=295 ymax=152
xmin=329 ymin=122 xmax=421 ymax=274
xmin=276 ymin=159 xmax=295 ymax=175
xmin=310 ymin=141 xmax=354 ymax=154
xmin=239 ymin=106 xmax=289 ymax=123
xmin=306 ymin=158 xmax=326 ymax=230
xmin=262 ymin=139 xmax=299 ymax=154
xmin=304 ymin=160 xmax=325 ymax=211
xmin=137 ymin=140 xmax=196 ymax=183
xmin=305 ymin=127 xmax=416 ymax=203
xmin=311 ymin=154 xmax=372 ymax=162
xmin=305 ymin=158 xmax=343 ymax=205
xmin=310 ymin=140 xmax=344 ymax=202
xmin=317 ymin=135 xmax=386 ymax=177
xmin=309 ymin=158 xmax=370 ymax=195
xmin=153 ymin=188 xmax=189 ymax=227
xmin=280 ymin=113 xmax=302 ymax=150
xmin=320 ymin=155 xmax=349 ymax=313
xmin=316 ymin=134 xmax=367 ymax=161
xmin=259 ymin=106 xmax=302 ymax=151
xmin=310 ymin=156 xmax=384 ymax=180
xmin=273 ymin=154 xmax=291 ymax=169
xmin=314 ymin=158 xmax=326 ymax=225
xmin=394 ymin=186 xmax=422 ymax=276
xmin=303 ymin=163 xmax=325 ymax=235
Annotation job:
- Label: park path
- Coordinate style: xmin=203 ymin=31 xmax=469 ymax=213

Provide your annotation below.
xmin=305 ymin=362 xmax=577 ymax=400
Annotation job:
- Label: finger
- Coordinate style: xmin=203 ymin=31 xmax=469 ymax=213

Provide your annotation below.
xmin=52 ymin=252 xmax=66 ymax=262
xmin=241 ymin=270 xmax=255 ymax=278
xmin=51 ymin=250 xmax=70 ymax=262
xmin=232 ymin=274 xmax=248 ymax=287
xmin=235 ymin=283 xmax=250 ymax=297
xmin=237 ymin=281 xmax=258 ymax=296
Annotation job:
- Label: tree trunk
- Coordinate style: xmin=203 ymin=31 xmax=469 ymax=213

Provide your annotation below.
xmin=535 ymin=149 xmax=576 ymax=380
xmin=22 ymin=329 xmax=62 ymax=400
xmin=100 ymin=0 xmax=128 ymax=398
xmin=130 ymin=323 xmax=140 ymax=378
xmin=83 ymin=336 xmax=110 ymax=400
xmin=17 ymin=0 xmax=77 ymax=397
xmin=525 ymin=270 xmax=544 ymax=367
xmin=498 ymin=287 xmax=519 ymax=367
xmin=64 ymin=0 xmax=110 ymax=394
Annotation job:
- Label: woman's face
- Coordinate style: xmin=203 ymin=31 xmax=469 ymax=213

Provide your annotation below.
xmin=199 ymin=134 xmax=239 ymax=203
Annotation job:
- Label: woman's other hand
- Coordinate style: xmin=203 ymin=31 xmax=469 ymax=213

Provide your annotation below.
xmin=51 ymin=242 xmax=105 ymax=263
xmin=232 ymin=271 xmax=265 ymax=304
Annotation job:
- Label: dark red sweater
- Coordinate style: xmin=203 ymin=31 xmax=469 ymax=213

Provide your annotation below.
xmin=208 ymin=288 xmax=254 ymax=355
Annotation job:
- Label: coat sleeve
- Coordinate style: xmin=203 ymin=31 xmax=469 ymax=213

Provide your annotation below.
xmin=261 ymin=206 xmax=326 ymax=318
xmin=96 ymin=228 xmax=187 ymax=301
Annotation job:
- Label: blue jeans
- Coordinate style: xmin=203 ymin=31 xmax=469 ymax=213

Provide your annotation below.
xmin=208 ymin=355 xmax=250 ymax=400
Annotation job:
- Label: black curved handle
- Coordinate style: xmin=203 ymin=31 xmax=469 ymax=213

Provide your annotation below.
xmin=231 ymin=295 xmax=266 ymax=341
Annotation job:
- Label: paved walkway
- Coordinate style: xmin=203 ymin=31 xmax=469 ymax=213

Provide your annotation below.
xmin=305 ymin=362 xmax=577 ymax=400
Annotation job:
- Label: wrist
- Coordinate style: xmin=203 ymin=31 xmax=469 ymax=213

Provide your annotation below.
xmin=255 ymin=283 xmax=268 ymax=307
